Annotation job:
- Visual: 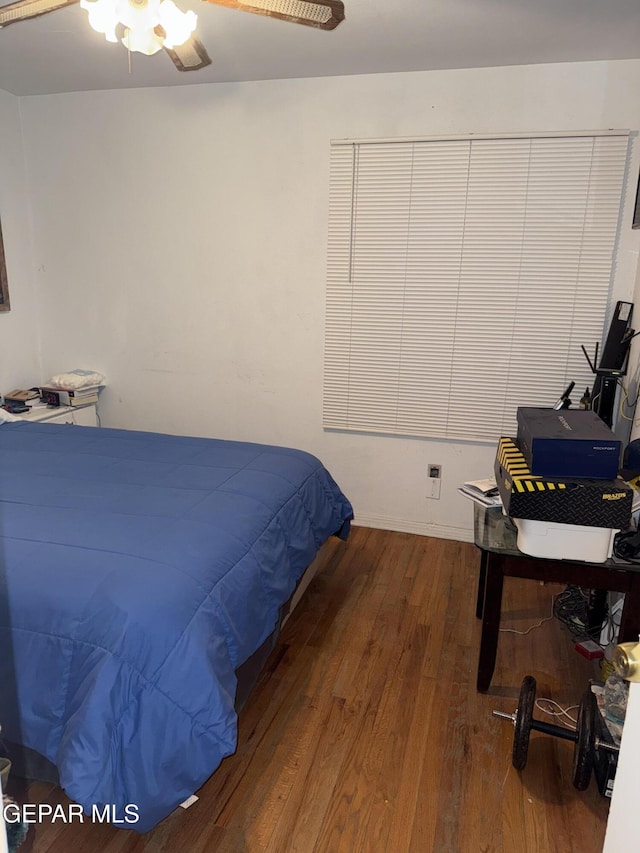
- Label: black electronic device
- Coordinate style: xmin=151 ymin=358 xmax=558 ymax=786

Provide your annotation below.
xmin=552 ymin=381 xmax=575 ymax=410
xmin=582 ymin=301 xmax=634 ymax=428
xmin=40 ymin=389 xmax=61 ymax=407
xmin=599 ymin=301 xmax=633 ymax=371
xmin=593 ymin=375 xmax=619 ymax=428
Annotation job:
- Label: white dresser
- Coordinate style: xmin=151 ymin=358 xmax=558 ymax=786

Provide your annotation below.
xmin=19 ymin=403 xmax=98 ymax=427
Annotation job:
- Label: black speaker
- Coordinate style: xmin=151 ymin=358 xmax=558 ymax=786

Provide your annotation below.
xmin=592 ymin=374 xmax=618 ymax=427
xmin=590 ymin=301 xmax=634 ymax=428
xmin=599 ymin=300 xmax=633 ymax=371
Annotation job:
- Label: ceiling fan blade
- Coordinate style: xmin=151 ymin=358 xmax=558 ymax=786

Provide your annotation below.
xmin=164 ymin=36 xmax=212 ymax=71
xmin=204 ymin=0 xmax=344 ymax=30
xmin=0 ymin=0 xmax=78 ymax=27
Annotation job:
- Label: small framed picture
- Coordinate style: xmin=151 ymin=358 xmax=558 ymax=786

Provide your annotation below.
xmin=634 ymin=169 xmax=640 ymax=230
xmin=0 ymin=218 xmax=9 ymax=312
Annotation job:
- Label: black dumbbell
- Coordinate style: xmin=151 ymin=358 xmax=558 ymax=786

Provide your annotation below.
xmin=493 ymin=675 xmax=617 ymax=790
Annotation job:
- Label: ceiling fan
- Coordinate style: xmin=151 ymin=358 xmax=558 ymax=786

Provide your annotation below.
xmin=0 ymin=0 xmax=345 ymax=73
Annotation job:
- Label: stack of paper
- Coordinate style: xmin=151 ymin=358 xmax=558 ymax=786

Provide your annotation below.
xmin=458 ymin=477 xmax=503 ymax=507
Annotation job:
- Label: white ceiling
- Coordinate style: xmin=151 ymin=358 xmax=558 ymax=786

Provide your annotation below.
xmin=0 ymin=0 xmax=639 ymax=97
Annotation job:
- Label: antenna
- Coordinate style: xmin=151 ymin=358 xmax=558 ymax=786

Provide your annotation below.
xmin=581 ymin=343 xmax=597 ymax=375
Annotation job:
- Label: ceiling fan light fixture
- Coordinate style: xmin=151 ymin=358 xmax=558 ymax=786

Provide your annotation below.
xmin=80 ymin=0 xmax=119 ymax=41
xmin=0 ymin=0 xmax=343 ymax=74
xmin=121 ymin=23 xmax=163 ymax=52
xmin=157 ymin=0 xmax=197 ymax=48
xmin=81 ymin=0 xmax=197 ymax=53
xmin=118 ymin=0 xmax=161 ymax=31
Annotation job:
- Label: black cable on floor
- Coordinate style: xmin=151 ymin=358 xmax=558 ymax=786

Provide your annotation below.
xmin=553 ymin=585 xmax=609 ymax=642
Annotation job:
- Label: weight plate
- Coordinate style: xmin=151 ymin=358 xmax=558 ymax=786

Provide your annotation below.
xmin=572 ymin=689 xmax=596 ymax=791
xmin=513 ymin=675 xmax=536 ymax=771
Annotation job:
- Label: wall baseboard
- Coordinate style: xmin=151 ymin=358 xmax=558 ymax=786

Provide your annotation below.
xmin=354 ymin=513 xmax=474 ymax=543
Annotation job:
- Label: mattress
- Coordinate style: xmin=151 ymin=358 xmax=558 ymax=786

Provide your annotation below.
xmin=0 ymin=423 xmax=352 ymax=832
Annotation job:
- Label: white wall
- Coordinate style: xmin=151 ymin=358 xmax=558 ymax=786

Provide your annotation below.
xmin=0 ymin=89 xmax=42 ymax=391
xmin=13 ymin=59 xmax=640 ymax=540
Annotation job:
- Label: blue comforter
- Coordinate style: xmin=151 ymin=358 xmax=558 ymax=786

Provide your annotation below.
xmin=0 ymin=423 xmax=352 ymax=832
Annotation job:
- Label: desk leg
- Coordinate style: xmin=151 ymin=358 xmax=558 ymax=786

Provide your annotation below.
xmin=477 ymin=552 xmax=504 ymax=693
xmin=476 ymin=549 xmax=488 ymax=619
xmin=618 ymin=574 xmax=640 ymax=643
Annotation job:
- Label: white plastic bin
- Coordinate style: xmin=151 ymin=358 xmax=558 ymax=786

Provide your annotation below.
xmin=514 ymin=518 xmax=618 ymax=562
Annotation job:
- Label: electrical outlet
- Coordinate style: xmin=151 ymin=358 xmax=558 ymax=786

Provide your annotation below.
xmin=427 ymin=463 xmax=441 ymax=499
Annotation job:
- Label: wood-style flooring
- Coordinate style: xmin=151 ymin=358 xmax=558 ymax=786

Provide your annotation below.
xmin=10 ymin=526 xmax=610 ymax=852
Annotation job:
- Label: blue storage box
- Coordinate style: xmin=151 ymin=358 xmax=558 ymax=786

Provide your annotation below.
xmin=516 ymin=408 xmax=621 ymax=480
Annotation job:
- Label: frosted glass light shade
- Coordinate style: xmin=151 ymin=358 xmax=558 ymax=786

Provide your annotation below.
xmin=81 ymin=0 xmax=197 ymax=54
xmin=118 ymin=0 xmax=160 ymax=33
xmin=80 ymin=0 xmax=119 ymax=42
xmin=121 ymin=25 xmax=164 ymax=53
xmin=158 ymin=0 xmax=197 ymax=48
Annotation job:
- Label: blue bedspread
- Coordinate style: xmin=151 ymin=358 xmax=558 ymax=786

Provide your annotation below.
xmin=0 ymin=423 xmax=352 ymax=832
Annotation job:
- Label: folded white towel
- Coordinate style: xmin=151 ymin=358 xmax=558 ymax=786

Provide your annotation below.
xmin=48 ymin=369 xmax=105 ymax=390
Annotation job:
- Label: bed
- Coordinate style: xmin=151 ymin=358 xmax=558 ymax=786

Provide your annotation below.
xmin=0 ymin=422 xmax=352 ymax=832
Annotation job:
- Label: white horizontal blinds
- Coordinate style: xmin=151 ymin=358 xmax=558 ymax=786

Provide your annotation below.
xmin=323 ymin=132 xmax=629 ymax=441
xmin=446 ymin=138 xmax=530 ymax=439
xmin=448 ymin=135 xmax=630 ymax=438
xmin=497 ymin=136 xmax=630 ymax=431
xmin=345 ymin=143 xmax=414 ymax=430
xmin=324 ymin=143 xmax=357 ymax=426
xmin=396 ymin=141 xmax=470 ymax=436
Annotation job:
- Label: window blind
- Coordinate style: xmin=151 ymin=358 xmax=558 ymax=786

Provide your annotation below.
xmin=323 ymin=132 xmax=630 ymax=442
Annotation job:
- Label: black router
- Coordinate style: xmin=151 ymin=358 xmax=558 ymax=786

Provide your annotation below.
xmin=582 ymin=300 xmax=634 ymax=428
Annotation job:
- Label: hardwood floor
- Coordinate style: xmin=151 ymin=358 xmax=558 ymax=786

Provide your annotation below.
xmin=11 ymin=526 xmax=610 ymax=852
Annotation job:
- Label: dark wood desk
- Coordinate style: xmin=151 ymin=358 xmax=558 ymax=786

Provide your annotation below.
xmin=474 ymin=505 xmax=640 ymax=692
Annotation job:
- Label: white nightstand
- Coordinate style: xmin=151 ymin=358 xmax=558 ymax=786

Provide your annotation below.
xmin=19 ymin=403 xmax=98 ymax=427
